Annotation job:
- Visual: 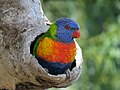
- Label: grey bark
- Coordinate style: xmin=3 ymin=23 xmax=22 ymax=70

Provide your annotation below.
xmin=0 ymin=0 xmax=83 ymax=90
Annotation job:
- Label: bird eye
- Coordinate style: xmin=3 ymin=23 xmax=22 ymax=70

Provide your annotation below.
xmin=65 ymin=25 xmax=70 ymax=30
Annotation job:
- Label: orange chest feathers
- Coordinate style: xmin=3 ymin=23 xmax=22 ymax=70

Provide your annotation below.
xmin=36 ymin=37 xmax=76 ymax=64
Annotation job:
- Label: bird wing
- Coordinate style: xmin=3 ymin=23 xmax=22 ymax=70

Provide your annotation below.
xmin=33 ymin=36 xmax=41 ymax=57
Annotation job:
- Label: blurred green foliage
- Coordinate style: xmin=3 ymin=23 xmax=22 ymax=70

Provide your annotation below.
xmin=41 ymin=0 xmax=120 ymax=90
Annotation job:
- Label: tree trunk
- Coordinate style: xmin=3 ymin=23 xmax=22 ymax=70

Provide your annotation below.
xmin=0 ymin=0 xmax=83 ymax=90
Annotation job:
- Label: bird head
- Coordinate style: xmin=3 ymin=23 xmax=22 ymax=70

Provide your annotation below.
xmin=48 ymin=18 xmax=80 ymax=43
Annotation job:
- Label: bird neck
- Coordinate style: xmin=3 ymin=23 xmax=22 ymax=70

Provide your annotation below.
xmin=41 ymin=22 xmax=57 ymax=40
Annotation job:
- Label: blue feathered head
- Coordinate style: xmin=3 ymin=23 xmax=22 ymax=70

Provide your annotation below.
xmin=55 ymin=18 xmax=80 ymax=43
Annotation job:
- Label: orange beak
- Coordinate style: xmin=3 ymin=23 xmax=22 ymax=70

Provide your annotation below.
xmin=72 ymin=30 xmax=80 ymax=38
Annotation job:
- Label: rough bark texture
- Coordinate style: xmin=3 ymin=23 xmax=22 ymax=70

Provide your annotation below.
xmin=0 ymin=0 xmax=83 ymax=90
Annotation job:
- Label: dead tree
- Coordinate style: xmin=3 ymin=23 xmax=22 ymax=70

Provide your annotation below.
xmin=0 ymin=0 xmax=83 ymax=90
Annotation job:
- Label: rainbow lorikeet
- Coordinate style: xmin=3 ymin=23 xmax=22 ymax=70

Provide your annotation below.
xmin=32 ymin=18 xmax=80 ymax=75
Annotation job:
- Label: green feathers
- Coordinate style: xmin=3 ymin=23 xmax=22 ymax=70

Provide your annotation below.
xmin=33 ymin=22 xmax=57 ymax=57
xmin=33 ymin=37 xmax=41 ymax=57
xmin=41 ymin=22 xmax=57 ymax=40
